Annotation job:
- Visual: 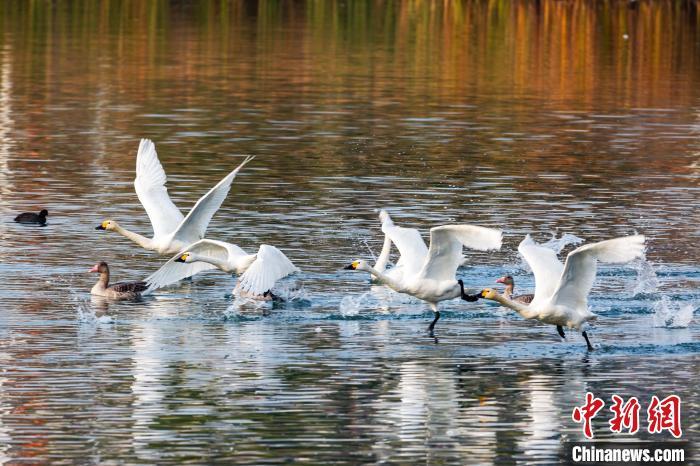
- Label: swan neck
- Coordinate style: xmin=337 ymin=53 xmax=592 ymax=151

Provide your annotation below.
xmin=365 ymin=266 xmax=403 ymax=291
xmin=191 ymin=253 xmax=227 ymax=270
xmin=493 ymin=293 xmax=536 ymax=319
xmin=374 ymin=236 xmax=392 ymax=272
xmin=114 ymin=225 xmax=151 ymax=249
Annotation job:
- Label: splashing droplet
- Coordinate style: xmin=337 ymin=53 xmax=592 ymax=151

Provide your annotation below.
xmin=653 ymin=296 xmax=695 ymax=329
xmin=633 ymin=259 xmax=659 ymax=295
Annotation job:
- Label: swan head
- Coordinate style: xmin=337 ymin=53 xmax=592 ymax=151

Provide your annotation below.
xmin=175 ymin=253 xmax=193 ymax=263
xmin=88 ymin=261 xmax=109 ymax=273
xmin=495 ymin=275 xmax=513 ymax=285
xmin=344 ymin=260 xmax=371 ymax=271
xmin=480 ymin=288 xmax=499 ymax=300
xmin=39 ymin=209 xmax=48 ymax=217
xmin=96 ymin=220 xmax=117 ymax=231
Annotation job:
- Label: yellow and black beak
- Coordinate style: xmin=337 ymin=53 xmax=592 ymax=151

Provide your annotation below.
xmin=175 ymin=254 xmax=189 ymax=263
xmin=344 ymin=261 xmax=359 ymax=270
xmin=96 ymin=221 xmax=108 ymax=230
xmin=480 ymin=289 xmax=488 ymax=298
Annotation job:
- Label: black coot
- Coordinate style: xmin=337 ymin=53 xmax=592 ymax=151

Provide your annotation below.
xmin=14 ymin=209 xmax=48 ymax=225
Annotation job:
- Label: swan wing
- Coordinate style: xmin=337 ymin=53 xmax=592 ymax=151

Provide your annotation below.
xmin=418 ymin=225 xmax=502 ymax=281
xmin=134 ymin=139 xmax=185 ymax=237
xmin=549 ymin=235 xmax=645 ymax=310
xmin=237 ymin=245 xmax=299 ymax=296
xmin=381 ymin=218 xmax=428 ymax=277
xmin=518 ymin=235 xmax=565 ymax=304
xmin=144 ymin=239 xmax=239 ymax=292
xmin=170 ymin=155 xmax=255 ymax=244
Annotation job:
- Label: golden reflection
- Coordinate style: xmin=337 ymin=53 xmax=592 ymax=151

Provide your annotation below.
xmin=0 ymin=1 xmax=696 ymax=110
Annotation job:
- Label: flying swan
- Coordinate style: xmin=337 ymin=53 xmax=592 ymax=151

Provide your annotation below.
xmin=372 ymin=210 xmax=472 ymax=286
xmin=346 ymin=223 xmax=502 ymax=333
xmin=144 ymin=239 xmax=299 ymax=299
xmin=96 ymin=138 xmax=253 ymax=255
xmin=478 ymin=234 xmax=645 ymax=350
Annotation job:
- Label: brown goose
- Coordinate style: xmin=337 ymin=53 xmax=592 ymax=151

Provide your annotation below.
xmin=15 ymin=209 xmax=48 ymax=225
xmin=89 ymin=261 xmax=147 ymax=300
xmin=495 ymin=275 xmax=534 ymax=304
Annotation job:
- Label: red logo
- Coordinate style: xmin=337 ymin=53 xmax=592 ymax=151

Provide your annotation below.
xmin=609 ymin=395 xmax=640 ymax=434
xmin=572 ymin=392 xmax=605 ymax=439
xmin=647 ymin=395 xmax=682 ymax=438
xmin=573 ymin=393 xmax=682 ymax=438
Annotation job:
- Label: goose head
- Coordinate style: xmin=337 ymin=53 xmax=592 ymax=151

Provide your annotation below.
xmin=96 ymin=220 xmax=118 ymax=231
xmin=89 ymin=261 xmax=109 ymax=274
xmin=495 ymin=275 xmax=514 ymax=285
xmin=480 ymin=288 xmax=499 ymax=300
xmin=175 ymin=252 xmax=193 ymax=263
xmin=344 ymin=259 xmax=371 ymax=272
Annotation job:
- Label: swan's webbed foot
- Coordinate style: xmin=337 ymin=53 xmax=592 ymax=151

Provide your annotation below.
xmin=557 ymin=325 xmax=566 ymax=339
xmin=458 ymin=279 xmax=480 ymax=302
xmin=428 ymin=311 xmax=440 ymax=335
xmin=582 ymin=331 xmax=594 ymax=351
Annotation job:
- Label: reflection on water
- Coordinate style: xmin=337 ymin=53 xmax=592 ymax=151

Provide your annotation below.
xmin=0 ymin=1 xmax=698 ymax=464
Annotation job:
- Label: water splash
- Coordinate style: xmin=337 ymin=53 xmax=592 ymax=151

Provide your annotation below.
xmin=339 ymin=292 xmax=374 ymax=317
xmin=627 ymin=259 xmax=694 ymax=329
xmin=272 ymin=279 xmax=309 ymax=302
xmin=361 ymin=238 xmax=377 ymax=263
xmin=653 ymin=296 xmax=695 ymax=328
xmin=633 ymin=258 xmax=660 ymax=295
xmin=75 ymin=297 xmax=114 ymax=324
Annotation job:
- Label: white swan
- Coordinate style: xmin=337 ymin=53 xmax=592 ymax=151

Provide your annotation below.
xmin=144 ymin=239 xmax=299 ymax=299
xmin=346 ymin=224 xmax=502 ymax=333
xmin=96 ymin=139 xmax=254 ymax=255
xmin=479 ymin=234 xmax=646 ymax=350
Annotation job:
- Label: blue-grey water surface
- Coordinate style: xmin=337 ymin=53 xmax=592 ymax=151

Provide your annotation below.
xmin=0 ymin=1 xmax=698 ymax=464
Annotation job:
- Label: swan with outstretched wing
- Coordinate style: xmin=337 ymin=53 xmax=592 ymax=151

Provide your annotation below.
xmin=144 ymin=239 xmax=299 ymax=299
xmin=479 ymin=234 xmax=645 ymax=350
xmin=347 ymin=220 xmax=502 ymax=334
xmin=96 ymin=139 xmax=254 ymax=255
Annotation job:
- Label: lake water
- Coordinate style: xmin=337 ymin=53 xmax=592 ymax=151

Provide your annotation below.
xmin=0 ymin=1 xmax=698 ymax=464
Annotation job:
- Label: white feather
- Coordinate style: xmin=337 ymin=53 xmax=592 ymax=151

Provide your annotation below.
xmin=134 ymin=138 xmax=184 ymax=238
xmin=237 ymin=245 xmax=300 ymax=297
xmin=549 ymin=235 xmax=645 ymax=311
xmin=518 ymin=235 xmax=565 ymax=305
xmin=170 ymin=155 xmax=255 ymax=245
xmin=418 ymin=225 xmax=503 ymax=281
xmin=113 ymin=139 xmax=254 ymax=255
xmin=381 ymin=217 xmax=428 ymax=277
